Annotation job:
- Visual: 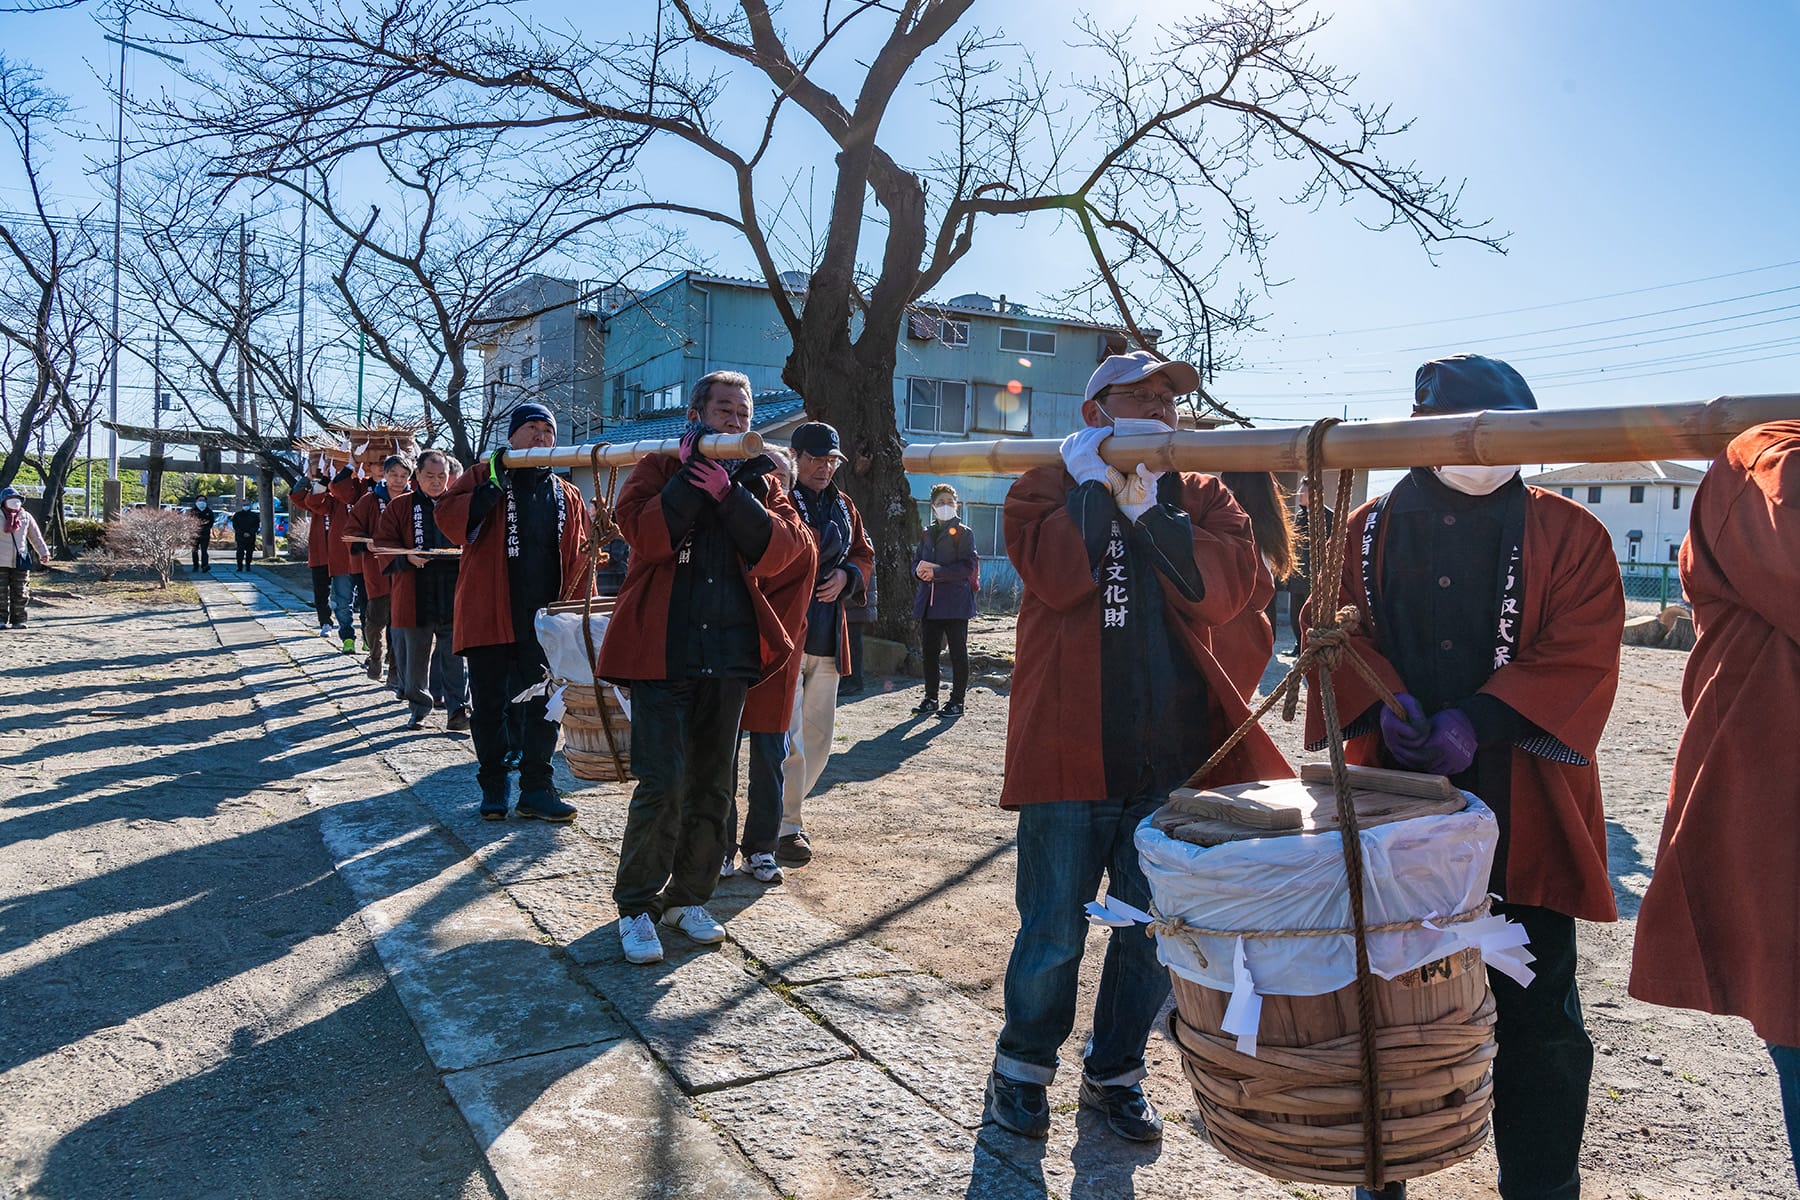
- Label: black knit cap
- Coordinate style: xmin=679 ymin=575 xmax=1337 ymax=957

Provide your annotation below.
xmin=508 ymin=402 xmax=557 ymax=437
xmin=1413 ymin=354 xmax=1538 ymax=416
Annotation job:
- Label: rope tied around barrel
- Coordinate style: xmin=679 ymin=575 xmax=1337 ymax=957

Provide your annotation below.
xmin=1146 ymin=898 xmax=1494 ymax=971
xmin=578 ymin=444 xmax=627 ymax=780
xmin=1177 ymin=416 xmax=1400 ymax=1190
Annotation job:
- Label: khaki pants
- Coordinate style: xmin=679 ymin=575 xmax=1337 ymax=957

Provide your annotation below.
xmin=779 ymin=653 xmax=840 ymax=837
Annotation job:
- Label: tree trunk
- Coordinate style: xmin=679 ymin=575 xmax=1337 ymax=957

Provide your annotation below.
xmin=786 ymin=338 xmax=921 ymax=646
xmin=39 ymin=425 xmax=81 ymax=555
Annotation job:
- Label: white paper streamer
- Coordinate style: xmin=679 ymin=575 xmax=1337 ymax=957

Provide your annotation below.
xmin=1084 ymin=895 xmax=1154 ymax=928
xmin=1424 ymin=912 xmax=1537 ymax=988
xmin=1221 ymin=938 xmax=1263 ymax=1056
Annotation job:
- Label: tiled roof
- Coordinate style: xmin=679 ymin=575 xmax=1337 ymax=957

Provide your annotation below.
xmin=590 ymin=390 xmax=808 ymax=444
xmin=1524 ymin=461 xmax=1707 ymax=485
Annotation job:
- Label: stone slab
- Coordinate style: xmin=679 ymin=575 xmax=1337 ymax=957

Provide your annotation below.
xmin=793 ymin=973 xmax=1001 ymax=1129
xmin=361 ymin=862 xmax=626 ymax=1071
xmin=443 ymin=1042 xmax=776 ymax=1200
xmin=509 ymin=875 xmax=626 ymax=966
xmin=583 ymin=948 xmax=851 ymax=1093
xmin=719 ymin=893 xmax=914 ymax=985
xmin=701 ymin=1059 xmax=1041 ymax=1200
xmin=316 ymin=795 xmax=473 ymax=902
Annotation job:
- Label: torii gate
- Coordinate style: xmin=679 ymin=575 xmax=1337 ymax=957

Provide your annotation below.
xmin=100 ymin=420 xmax=301 ymax=559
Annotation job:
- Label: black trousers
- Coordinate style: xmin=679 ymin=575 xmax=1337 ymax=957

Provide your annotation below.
xmin=613 ymin=678 xmax=748 ymax=919
xmin=234 ymin=535 xmax=256 ymax=570
xmin=1491 ymin=901 xmax=1591 ymax=1200
xmin=464 ymin=641 xmax=558 ymax=797
xmin=2 ymin=566 xmax=27 ymax=626
xmin=921 ymin=617 xmax=969 ymax=704
xmin=726 ymin=730 xmax=786 ymax=857
xmin=191 ymin=535 xmax=210 ymax=570
xmin=310 ymin=564 xmax=332 ymax=626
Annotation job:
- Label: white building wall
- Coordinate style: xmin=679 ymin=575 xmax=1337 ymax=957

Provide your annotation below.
xmin=1548 ymin=480 xmax=1693 ymax=562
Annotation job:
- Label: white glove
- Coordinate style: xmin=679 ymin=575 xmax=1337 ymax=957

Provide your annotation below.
xmin=1059 ymin=425 xmax=1113 ymax=485
xmin=1116 ymin=463 xmax=1161 ymax=523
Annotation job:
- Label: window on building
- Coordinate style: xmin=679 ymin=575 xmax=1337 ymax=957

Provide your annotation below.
xmin=1671 ymin=486 xmax=1682 ymax=510
xmin=1560 ymin=486 xmax=1574 ymax=498
xmin=972 ymin=383 xmax=1031 ymax=435
xmin=905 ymin=377 xmax=968 ymax=435
xmin=939 ymin=319 xmax=970 ymax=347
xmin=521 ymin=355 xmax=538 ymax=381
xmin=1586 ymin=486 xmax=1602 ymax=504
xmin=497 ymin=364 xmax=514 ymax=385
xmin=643 ymin=383 xmax=684 ymax=413
xmin=1668 ymin=545 xmax=1680 ymax=563
xmin=964 ymin=502 xmax=1003 ymax=557
xmin=998 ymin=327 xmax=1057 ymax=356
xmin=1629 ymin=484 xmax=1645 ymax=503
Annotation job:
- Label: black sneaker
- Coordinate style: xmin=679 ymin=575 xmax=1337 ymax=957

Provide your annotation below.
xmin=1354 ymin=1186 xmax=1408 ymax=1200
xmin=775 ymin=831 xmax=813 ymax=866
xmin=1077 ymin=1078 xmax=1163 ymax=1143
xmin=911 ymin=697 xmax=939 ymax=715
xmin=515 ymin=790 xmax=578 ymax=823
xmin=983 ymin=1072 xmax=1050 ymax=1139
xmin=939 ymin=701 xmax=964 ymax=718
xmin=479 ymin=789 xmax=509 ymax=821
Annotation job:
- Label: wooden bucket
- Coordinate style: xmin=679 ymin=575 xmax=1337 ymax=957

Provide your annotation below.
xmin=1167 ymin=947 xmax=1496 ymax=1185
xmin=561 ymin=682 xmax=631 ymax=782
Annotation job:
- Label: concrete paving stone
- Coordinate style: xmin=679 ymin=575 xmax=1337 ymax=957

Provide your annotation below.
xmin=700 ymin=1059 xmax=1042 ymax=1200
xmin=583 ymin=947 xmax=851 ymax=1093
xmin=572 ymin=791 xmax=631 ymax=847
xmin=317 ymin=798 xmax=473 ymax=903
xmin=443 ymin=1041 xmax=777 ymax=1200
xmin=792 ymin=973 xmax=1001 ymax=1129
xmin=508 ymin=874 xmax=626 ymax=966
xmin=361 ymin=862 xmax=627 ymax=1071
xmin=718 ymin=892 xmax=915 ymax=985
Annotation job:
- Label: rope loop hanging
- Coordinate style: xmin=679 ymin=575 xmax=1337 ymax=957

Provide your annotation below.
xmin=577 ymin=443 xmax=627 ymax=780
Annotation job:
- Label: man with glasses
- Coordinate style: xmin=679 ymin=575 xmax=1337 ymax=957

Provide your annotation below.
xmin=987 ymin=350 xmax=1288 ymax=1144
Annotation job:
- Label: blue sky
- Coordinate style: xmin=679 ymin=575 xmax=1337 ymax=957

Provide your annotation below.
xmin=4 ymin=0 xmax=1797 ymax=440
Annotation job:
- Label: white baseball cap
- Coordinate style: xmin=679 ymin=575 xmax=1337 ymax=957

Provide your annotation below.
xmin=1084 ymin=350 xmax=1200 ymax=405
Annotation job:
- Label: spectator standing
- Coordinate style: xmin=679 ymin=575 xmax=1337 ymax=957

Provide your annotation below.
xmin=775 ymin=422 xmax=874 ymax=867
xmin=187 ymin=496 xmax=215 ymax=572
xmin=911 ymin=483 xmax=979 ymax=718
xmin=377 ymin=449 xmax=471 ymax=732
xmin=1630 ymin=420 xmax=1800 ymax=1184
xmin=598 ymin=371 xmax=808 ymax=964
xmin=436 ymin=403 xmax=592 ymax=821
xmin=229 ymin=503 xmax=260 ymax=570
xmin=345 ymin=455 xmax=412 ymax=685
xmin=0 ymin=487 xmax=51 ymax=628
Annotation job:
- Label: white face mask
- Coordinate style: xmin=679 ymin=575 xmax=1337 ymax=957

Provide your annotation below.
xmin=1105 ymin=415 xmax=1174 ymax=438
xmin=1433 ymin=464 xmax=1519 ymax=496
xmin=2 ymin=499 xmax=19 ymax=511
xmin=932 ymin=503 xmax=957 ymax=522
xmin=196 ymin=500 xmax=208 ymax=509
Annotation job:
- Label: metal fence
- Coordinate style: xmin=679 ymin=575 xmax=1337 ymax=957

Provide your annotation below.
xmin=1619 ymin=560 xmax=1684 ymax=609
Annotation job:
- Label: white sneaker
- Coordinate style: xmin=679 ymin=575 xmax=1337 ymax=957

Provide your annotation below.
xmin=318 ymin=624 xmax=334 ymax=638
xmin=618 ymin=914 xmax=664 ymax=964
xmin=720 ymin=852 xmax=738 ymax=878
xmin=747 ymin=852 xmax=784 ymax=884
xmin=660 ymin=904 xmax=726 ymax=944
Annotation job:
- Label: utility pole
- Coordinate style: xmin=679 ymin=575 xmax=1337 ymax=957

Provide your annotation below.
xmin=147 ymin=327 xmax=164 ymax=507
xmin=235 ymin=215 xmax=249 ymax=509
xmin=357 ymin=328 xmax=366 ymax=423
xmin=293 ymin=198 xmax=307 ymax=439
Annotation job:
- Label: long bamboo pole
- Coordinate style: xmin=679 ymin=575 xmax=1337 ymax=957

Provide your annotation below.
xmin=498 ymin=431 xmax=764 ymax=470
xmin=901 ymin=394 xmax=1800 ymax=475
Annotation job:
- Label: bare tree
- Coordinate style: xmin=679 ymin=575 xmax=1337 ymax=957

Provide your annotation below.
xmin=141 ymin=0 xmax=1498 ymax=631
xmin=0 ymin=56 xmax=110 ymax=539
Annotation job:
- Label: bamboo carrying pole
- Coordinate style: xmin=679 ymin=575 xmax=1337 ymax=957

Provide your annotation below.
xmin=901 ymin=394 xmax=1800 ymax=475
xmin=498 ymin=431 xmax=764 ymax=470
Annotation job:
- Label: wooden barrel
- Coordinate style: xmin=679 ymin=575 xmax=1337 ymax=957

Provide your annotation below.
xmin=1167 ymin=946 xmax=1496 ymax=1185
xmin=561 ymin=683 xmax=631 ymax=782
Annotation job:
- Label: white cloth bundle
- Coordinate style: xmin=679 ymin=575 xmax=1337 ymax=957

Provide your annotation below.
xmin=520 ymin=607 xmax=630 ymax=724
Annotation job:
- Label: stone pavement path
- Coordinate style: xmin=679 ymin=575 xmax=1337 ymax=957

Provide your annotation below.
xmin=6 ymin=577 xmax=1332 ymax=1200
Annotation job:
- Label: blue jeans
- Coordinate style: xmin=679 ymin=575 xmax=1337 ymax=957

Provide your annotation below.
xmin=328 ymin=573 xmax=358 ymax=640
xmin=1772 ymin=1043 xmax=1800 ymax=1183
xmin=994 ymin=795 xmax=1169 ymax=1088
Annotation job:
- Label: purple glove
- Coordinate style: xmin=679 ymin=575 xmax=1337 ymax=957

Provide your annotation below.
xmin=688 ymin=457 xmax=732 ymax=502
xmin=1379 ymin=693 xmax=1431 ymax=766
xmin=1418 ymin=707 xmax=1478 ymax=776
xmin=679 ymin=425 xmax=707 ymax=464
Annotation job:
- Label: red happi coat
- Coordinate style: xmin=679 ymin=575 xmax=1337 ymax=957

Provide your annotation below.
xmin=595 ymin=453 xmax=810 ymax=685
xmin=1630 ymin=421 xmax=1800 ymax=1046
xmin=434 ymin=456 xmax=593 ymax=654
xmin=1209 ymin=559 xmax=1278 ymax=702
xmin=1303 ymin=485 xmax=1624 ymax=922
xmin=296 ymin=476 xmax=368 ymax=577
xmin=374 ymin=491 xmax=457 ymax=630
xmin=290 ymin=486 xmax=330 ymax=569
xmin=741 ymin=530 xmax=821 ymax=733
xmin=999 ymin=467 xmax=1292 ymax=810
xmin=343 ymin=486 xmax=401 ymax=600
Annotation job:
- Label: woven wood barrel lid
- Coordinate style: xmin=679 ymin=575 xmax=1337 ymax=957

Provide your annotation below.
xmin=1153 ymin=764 xmax=1467 ymax=848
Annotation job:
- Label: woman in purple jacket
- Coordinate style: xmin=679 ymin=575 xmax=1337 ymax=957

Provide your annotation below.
xmin=911 ymin=484 xmax=980 ymax=718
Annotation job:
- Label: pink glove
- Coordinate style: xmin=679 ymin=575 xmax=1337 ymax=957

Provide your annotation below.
xmin=1379 ymin=693 xmax=1432 ymax=767
xmin=679 ymin=426 xmax=707 ymax=463
xmin=1418 ymin=708 xmax=1478 ymax=776
xmin=689 ymin=457 xmax=732 ymax=502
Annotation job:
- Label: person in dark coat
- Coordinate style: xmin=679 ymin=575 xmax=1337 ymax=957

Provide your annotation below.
xmin=435 ymin=403 xmax=593 ymax=821
xmin=187 ymin=496 xmax=215 ymax=572
xmin=910 ymin=483 xmax=979 ymax=717
xmin=229 ymin=503 xmax=261 ymax=570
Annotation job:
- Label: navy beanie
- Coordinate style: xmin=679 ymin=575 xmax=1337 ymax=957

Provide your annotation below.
xmin=1413 ymin=354 xmax=1538 ymax=416
xmin=508 ymin=403 xmax=557 ymax=437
